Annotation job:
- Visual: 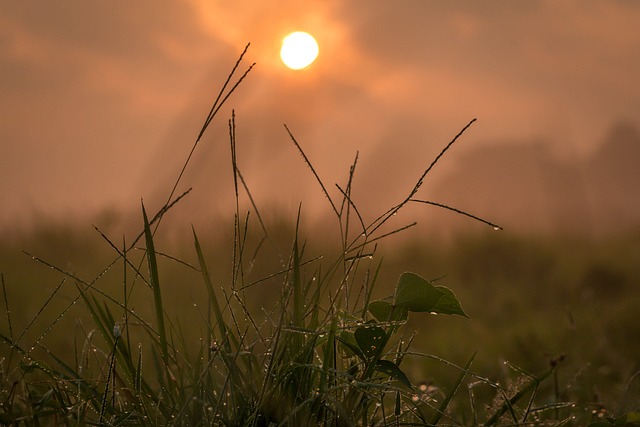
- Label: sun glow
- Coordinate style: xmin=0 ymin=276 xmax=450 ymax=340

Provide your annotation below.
xmin=280 ymin=31 xmax=319 ymax=70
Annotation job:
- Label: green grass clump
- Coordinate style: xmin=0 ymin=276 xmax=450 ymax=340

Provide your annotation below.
xmin=1 ymin=46 xmax=638 ymax=426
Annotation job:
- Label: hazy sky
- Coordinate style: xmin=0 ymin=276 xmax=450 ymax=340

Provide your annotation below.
xmin=2 ymin=1 xmax=639 ymax=233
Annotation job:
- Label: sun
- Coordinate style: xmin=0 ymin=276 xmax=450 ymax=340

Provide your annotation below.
xmin=280 ymin=31 xmax=319 ymax=70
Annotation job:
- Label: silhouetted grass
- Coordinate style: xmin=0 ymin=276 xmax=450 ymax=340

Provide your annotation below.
xmin=1 ymin=46 xmax=639 ymax=426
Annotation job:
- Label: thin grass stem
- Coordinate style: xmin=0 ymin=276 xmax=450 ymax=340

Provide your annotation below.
xmin=410 ymin=199 xmax=503 ymax=230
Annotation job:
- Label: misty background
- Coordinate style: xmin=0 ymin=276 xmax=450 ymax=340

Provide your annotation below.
xmin=1 ymin=1 xmax=639 ymax=236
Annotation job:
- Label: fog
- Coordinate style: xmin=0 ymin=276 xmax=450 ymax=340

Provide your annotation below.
xmin=1 ymin=1 xmax=639 ymax=235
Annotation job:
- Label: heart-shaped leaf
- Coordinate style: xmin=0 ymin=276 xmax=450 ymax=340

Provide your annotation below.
xmin=369 ymin=300 xmax=408 ymax=323
xmin=432 ymin=286 xmax=468 ymax=317
xmin=354 ymin=324 xmax=386 ymax=360
xmin=394 ymin=272 xmax=444 ymax=312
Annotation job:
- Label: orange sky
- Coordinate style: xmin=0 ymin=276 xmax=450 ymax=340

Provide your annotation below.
xmin=1 ymin=1 xmax=639 ymax=234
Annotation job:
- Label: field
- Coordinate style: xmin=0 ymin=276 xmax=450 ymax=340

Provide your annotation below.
xmin=1 ymin=52 xmax=639 ymax=425
xmin=2 ymin=214 xmax=639 ymax=425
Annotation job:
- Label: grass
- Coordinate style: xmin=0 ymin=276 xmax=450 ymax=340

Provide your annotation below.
xmin=1 ymin=46 xmax=639 ymax=426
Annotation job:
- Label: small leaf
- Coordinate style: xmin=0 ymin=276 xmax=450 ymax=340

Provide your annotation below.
xmin=375 ymin=359 xmax=412 ymax=389
xmin=337 ymin=331 xmax=365 ymax=360
xmin=617 ymin=412 xmax=640 ymax=425
xmin=354 ymin=324 xmax=386 ymax=360
xmin=369 ymin=300 xmax=408 ymax=323
xmin=432 ymin=286 xmax=468 ymax=318
xmin=394 ymin=272 xmax=444 ymax=312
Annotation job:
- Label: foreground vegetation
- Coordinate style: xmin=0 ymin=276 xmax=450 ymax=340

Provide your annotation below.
xmin=1 ymin=47 xmax=639 ymax=426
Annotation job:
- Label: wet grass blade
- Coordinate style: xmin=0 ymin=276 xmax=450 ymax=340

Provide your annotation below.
xmin=292 ymin=209 xmax=303 ymax=331
xmin=431 ymin=351 xmax=476 ymax=425
xmin=192 ymin=226 xmax=231 ymax=351
xmin=484 ymin=366 xmax=555 ymax=426
xmin=142 ymin=202 xmax=168 ymax=366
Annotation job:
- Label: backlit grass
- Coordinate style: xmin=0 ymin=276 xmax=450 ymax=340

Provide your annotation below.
xmin=1 ymin=46 xmax=639 ymax=426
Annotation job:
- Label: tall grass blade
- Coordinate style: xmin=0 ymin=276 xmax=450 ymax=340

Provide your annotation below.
xmin=192 ymin=226 xmax=231 ymax=351
xmin=159 ymin=44 xmax=254 ymax=236
xmin=141 ymin=202 xmax=168 ymax=366
xmin=1 ymin=274 xmax=15 ymax=368
xmin=13 ymin=278 xmax=65 ymax=348
xmin=367 ymin=118 xmax=477 ymax=236
xmin=431 ymin=351 xmax=476 ymax=425
xmin=292 ymin=207 xmax=303 ymax=331
xmin=285 ymin=124 xmax=339 ymax=216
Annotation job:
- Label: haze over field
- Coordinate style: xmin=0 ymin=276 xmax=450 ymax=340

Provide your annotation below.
xmin=1 ymin=1 xmax=639 ymax=234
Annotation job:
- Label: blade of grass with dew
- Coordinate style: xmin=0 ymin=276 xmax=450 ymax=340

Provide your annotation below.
xmin=98 ymin=329 xmax=120 ymax=425
xmin=193 ymin=226 xmax=256 ymax=405
xmin=410 ymin=199 xmax=503 ymax=230
xmin=192 ymin=226 xmax=231 ymax=352
xmin=484 ymin=365 xmax=556 ymax=426
xmin=141 ymin=202 xmax=168 ymax=366
xmin=307 ymin=267 xmax=323 ymax=333
xmin=285 ymin=125 xmax=339 ymax=217
xmin=431 ymin=350 xmax=476 ymax=425
xmin=335 ymin=183 xmax=367 ymax=248
xmin=151 ymin=44 xmax=255 ymax=240
xmin=1 ymin=274 xmax=15 ymax=369
xmin=361 ymin=258 xmax=383 ymax=319
xmin=251 ymin=275 xmax=294 ymax=425
xmin=366 ymin=118 xmax=477 ymax=237
xmin=319 ymin=312 xmax=338 ymax=396
xmin=337 ymin=152 xmax=361 ymax=254
xmin=24 ymin=251 xmax=153 ymax=336
xmin=74 ymin=283 xmax=147 ymax=399
xmin=12 ymin=278 xmax=65 ymax=350
xmin=29 ymin=351 xmax=104 ymax=416
xmin=292 ymin=207 xmax=304 ymax=334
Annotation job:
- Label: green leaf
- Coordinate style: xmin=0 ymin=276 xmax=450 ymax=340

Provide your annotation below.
xmin=394 ymin=272 xmax=444 ymax=312
xmin=354 ymin=324 xmax=386 ymax=360
xmin=432 ymin=286 xmax=468 ymax=318
xmin=617 ymin=412 xmax=640 ymax=425
xmin=375 ymin=359 xmax=412 ymax=389
xmin=337 ymin=331 xmax=365 ymax=360
xmin=368 ymin=299 xmax=408 ymax=323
